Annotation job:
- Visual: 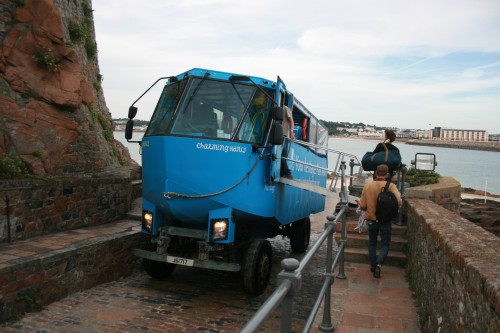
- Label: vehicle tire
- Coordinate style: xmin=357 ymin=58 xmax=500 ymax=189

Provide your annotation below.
xmin=241 ymin=239 xmax=272 ymax=295
xmin=289 ymin=217 xmax=311 ymax=253
xmin=142 ymin=243 xmax=176 ymax=280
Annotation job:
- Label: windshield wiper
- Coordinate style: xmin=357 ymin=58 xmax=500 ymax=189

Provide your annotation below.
xmin=184 ymin=72 xmax=210 ymax=109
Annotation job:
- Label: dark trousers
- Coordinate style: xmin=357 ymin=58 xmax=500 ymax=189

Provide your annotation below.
xmin=280 ymin=140 xmax=292 ymax=176
xmin=368 ymin=219 xmax=392 ymax=267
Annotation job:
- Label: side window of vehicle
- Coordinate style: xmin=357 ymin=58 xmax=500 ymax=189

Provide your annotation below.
xmin=237 ymin=90 xmax=271 ymax=143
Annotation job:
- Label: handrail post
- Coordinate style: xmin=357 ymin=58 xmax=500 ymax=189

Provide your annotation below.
xmin=349 ymin=159 xmax=355 ymax=188
xmin=277 ymin=258 xmax=301 ymax=333
xmin=396 ymin=167 xmax=401 ymax=188
xmin=337 ymin=162 xmax=347 ymax=280
xmin=318 ymin=219 xmax=335 ymax=332
xmin=397 ymin=164 xmax=407 ymax=226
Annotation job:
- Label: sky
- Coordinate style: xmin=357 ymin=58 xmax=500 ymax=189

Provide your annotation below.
xmin=92 ymin=0 xmax=500 ymax=134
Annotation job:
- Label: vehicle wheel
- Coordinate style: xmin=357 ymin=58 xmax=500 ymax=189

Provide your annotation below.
xmin=241 ymin=239 xmax=272 ymax=295
xmin=290 ymin=217 xmax=311 ymax=253
xmin=142 ymin=243 xmax=176 ymax=279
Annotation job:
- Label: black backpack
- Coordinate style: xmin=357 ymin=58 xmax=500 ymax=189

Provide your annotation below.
xmin=376 ymin=181 xmax=399 ymax=221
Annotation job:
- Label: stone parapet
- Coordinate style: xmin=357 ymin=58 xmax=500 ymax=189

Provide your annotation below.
xmin=405 ymin=176 xmax=461 ymax=214
xmin=405 ymin=199 xmax=500 ymax=332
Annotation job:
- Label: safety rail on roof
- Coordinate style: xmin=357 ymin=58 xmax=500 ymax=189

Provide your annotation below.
xmin=239 ymin=161 xmax=350 ymax=333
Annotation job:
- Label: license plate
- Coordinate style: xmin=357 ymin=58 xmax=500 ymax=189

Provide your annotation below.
xmin=167 ymin=256 xmax=194 ymax=266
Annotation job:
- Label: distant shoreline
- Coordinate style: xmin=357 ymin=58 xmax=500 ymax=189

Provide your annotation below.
xmin=329 ymin=136 xmax=500 ymax=152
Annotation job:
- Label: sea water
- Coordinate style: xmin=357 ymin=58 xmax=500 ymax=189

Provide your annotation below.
xmin=114 ymin=132 xmax=500 ymax=195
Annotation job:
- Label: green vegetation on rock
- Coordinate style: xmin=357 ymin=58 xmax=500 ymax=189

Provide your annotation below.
xmin=33 ymin=46 xmax=60 ymax=73
xmin=406 ymin=168 xmax=440 ymax=187
xmin=67 ymin=1 xmax=97 ymax=59
xmin=0 ymin=156 xmax=31 ymax=179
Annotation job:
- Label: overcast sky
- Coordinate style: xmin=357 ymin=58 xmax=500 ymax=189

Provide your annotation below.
xmin=93 ymin=0 xmax=500 ymax=134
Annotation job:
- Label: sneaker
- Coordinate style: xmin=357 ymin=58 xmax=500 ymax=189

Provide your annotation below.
xmin=370 ymin=266 xmax=376 ymax=273
xmin=373 ymin=264 xmax=381 ymax=278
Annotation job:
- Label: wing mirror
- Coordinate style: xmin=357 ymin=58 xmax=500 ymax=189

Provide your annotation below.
xmin=271 ymin=106 xmax=284 ymax=122
xmin=125 ymin=119 xmax=134 ymax=140
xmin=128 ymin=106 xmax=138 ymax=119
xmin=270 ymin=123 xmax=284 ymax=145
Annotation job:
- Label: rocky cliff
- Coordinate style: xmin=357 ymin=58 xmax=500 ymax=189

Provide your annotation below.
xmin=0 ymin=0 xmax=137 ymax=176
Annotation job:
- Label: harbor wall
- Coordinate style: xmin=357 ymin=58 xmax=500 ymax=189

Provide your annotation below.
xmin=405 ymin=139 xmax=500 ymax=152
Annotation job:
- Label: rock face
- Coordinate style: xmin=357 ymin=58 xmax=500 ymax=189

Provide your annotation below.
xmin=0 ymin=0 xmax=136 ymax=175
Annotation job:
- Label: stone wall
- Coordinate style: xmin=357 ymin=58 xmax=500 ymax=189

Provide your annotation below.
xmin=405 ymin=199 xmax=500 ymax=333
xmin=0 ymin=167 xmax=140 ymax=244
xmin=405 ymin=176 xmax=461 ymax=214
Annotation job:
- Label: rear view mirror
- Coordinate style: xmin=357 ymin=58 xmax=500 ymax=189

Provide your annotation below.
xmin=412 ymin=153 xmax=437 ymax=171
xmin=271 ymin=123 xmax=284 ymax=145
xmin=128 ymin=106 xmax=138 ymax=119
xmin=125 ymin=119 xmax=134 ymax=140
xmin=271 ymin=106 xmax=284 ymax=122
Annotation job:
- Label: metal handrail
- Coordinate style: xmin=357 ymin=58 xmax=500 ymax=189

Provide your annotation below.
xmin=282 ymin=138 xmax=364 ymax=193
xmin=240 ymin=162 xmax=350 ymax=333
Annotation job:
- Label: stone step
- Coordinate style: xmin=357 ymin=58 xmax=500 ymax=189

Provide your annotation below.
xmin=336 ymin=233 xmax=408 ymax=252
xmin=336 ymin=220 xmax=408 ymax=236
xmin=125 ymin=197 xmax=142 ymax=221
xmin=340 ymin=247 xmax=407 ymax=268
xmin=335 ymin=219 xmax=408 ymax=266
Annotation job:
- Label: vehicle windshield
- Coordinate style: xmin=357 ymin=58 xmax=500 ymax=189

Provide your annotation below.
xmin=145 ymin=79 xmax=187 ymax=136
xmin=169 ymin=78 xmax=274 ymax=143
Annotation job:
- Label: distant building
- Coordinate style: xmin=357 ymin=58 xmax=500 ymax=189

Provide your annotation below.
xmin=489 ymin=134 xmax=500 ymax=141
xmin=429 ymin=127 xmax=489 ymax=142
xmin=357 ymin=129 xmax=383 ymax=137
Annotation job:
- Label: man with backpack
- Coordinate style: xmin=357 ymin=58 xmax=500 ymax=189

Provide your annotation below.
xmin=359 ymin=164 xmax=402 ymax=278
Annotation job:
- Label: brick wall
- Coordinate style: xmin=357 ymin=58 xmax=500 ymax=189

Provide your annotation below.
xmin=0 ymin=222 xmax=148 ymax=323
xmin=0 ymin=167 xmax=141 ymax=244
xmin=0 ymin=165 xmax=145 ymax=323
xmin=405 ymin=199 xmax=500 ymax=332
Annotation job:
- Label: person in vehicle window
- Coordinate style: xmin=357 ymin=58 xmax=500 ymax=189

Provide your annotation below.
xmin=221 ymin=113 xmax=234 ymax=134
xmin=195 ymin=103 xmax=217 ymax=136
xmin=280 ymin=106 xmax=295 ymax=179
xmin=239 ymin=91 xmax=270 ymax=143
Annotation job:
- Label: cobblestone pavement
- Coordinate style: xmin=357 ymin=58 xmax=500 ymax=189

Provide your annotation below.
xmin=0 ymin=234 xmax=326 ymax=333
xmin=1 ymin=196 xmax=420 ymax=333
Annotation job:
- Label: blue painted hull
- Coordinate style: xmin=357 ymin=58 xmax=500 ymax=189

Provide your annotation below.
xmin=141 ymin=136 xmax=326 ymax=237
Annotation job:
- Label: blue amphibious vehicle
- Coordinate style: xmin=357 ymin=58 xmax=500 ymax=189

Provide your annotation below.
xmin=125 ymin=68 xmax=329 ymax=294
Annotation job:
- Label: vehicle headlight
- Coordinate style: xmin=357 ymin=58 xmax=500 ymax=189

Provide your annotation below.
xmin=210 ymin=218 xmax=229 ymax=241
xmin=142 ymin=210 xmax=153 ymax=232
